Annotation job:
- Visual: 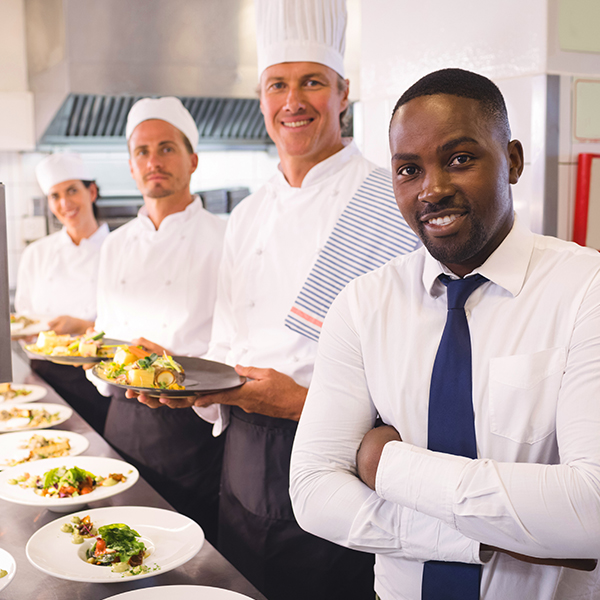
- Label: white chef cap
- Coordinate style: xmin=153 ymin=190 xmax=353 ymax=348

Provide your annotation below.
xmin=125 ymin=97 xmax=199 ymax=150
xmin=35 ymin=153 xmax=92 ymax=195
xmin=256 ymin=0 xmax=347 ymax=78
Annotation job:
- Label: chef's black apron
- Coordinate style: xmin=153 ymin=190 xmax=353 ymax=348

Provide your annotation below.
xmin=104 ymin=389 xmax=224 ymax=545
xmin=219 ymin=406 xmax=375 ymax=600
xmin=30 ymin=360 xmax=109 ymax=435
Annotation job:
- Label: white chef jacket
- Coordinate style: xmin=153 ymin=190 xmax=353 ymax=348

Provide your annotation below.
xmin=15 ymin=223 xmax=109 ymax=321
xmin=200 ymin=141 xmax=392 ymax=434
xmin=291 ymin=218 xmax=600 ymax=600
xmin=95 ymin=196 xmax=226 ymax=356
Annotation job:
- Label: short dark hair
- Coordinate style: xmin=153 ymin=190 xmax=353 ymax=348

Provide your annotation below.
xmin=391 ymin=68 xmax=511 ymax=142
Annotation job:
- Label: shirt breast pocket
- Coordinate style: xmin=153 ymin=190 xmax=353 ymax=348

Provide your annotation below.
xmin=488 ymin=347 xmax=567 ymax=444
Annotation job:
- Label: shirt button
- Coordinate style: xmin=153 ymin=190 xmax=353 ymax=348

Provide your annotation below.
xmin=256 ymin=249 xmax=263 ymax=255
xmin=292 ymin=356 xmax=299 ymax=362
xmin=248 ymin=301 xmax=255 ymax=308
xmin=163 ymin=323 xmax=167 ymax=328
xmin=121 ymin=280 xmax=126 ymax=285
xmin=165 ymin=280 xmax=171 ymax=286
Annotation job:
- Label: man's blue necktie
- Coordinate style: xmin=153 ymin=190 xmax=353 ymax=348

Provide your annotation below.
xmin=422 ymin=274 xmax=488 ymax=600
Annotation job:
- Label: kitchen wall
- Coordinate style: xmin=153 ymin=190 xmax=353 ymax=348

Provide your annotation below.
xmin=357 ymin=0 xmax=600 ymax=242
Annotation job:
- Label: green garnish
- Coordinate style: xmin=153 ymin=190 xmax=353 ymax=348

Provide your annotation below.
xmin=137 ymin=353 xmax=158 ymax=370
xmin=92 ymin=523 xmax=146 ymax=565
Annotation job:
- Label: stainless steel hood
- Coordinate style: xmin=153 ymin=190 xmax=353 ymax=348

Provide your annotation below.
xmin=40 ymin=93 xmax=272 ymax=150
xmin=24 ymin=0 xmax=269 ymax=149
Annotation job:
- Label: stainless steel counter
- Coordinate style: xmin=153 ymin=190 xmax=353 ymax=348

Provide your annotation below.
xmin=0 ymin=348 xmax=268 ymax=600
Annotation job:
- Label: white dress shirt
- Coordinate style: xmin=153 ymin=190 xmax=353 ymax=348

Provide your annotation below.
xmin=15 ymin=223 xmax=109 ymax=320
xmin=95 ymin=197 xmax=226 ymax=356
xmin=291 ymin=218 xmax=600 ymax=600
xmin=200 ymin=141 xmax=384 ymax=434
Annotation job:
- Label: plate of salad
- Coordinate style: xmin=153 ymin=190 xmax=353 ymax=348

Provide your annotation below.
xmin=0 ymin=383 xmax=47 ymax=406
xmin=92 ymin=348 xmax=246 ymax=398
xmin=0 ymin=403 xmax=72 ymax=433
xmin=0 ymin=548 xmax=16 ymax=593
xmin=0 ymin=430 xmax=90 ymax=470
xmin=26 ymin=506 xmax=204 ymax=583
xmin=0 ymin=456 xmax=138 ymax=511
xmin=24 ymin=330 xmax=124 ymax=365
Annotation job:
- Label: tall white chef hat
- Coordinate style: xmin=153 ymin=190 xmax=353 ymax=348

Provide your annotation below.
xmin=35 ymin=153 xmax=92 ymax=195
xmin=125 ymin=96 xmax=199 ymax=150
xmin=256 ymin=0 xmax=347 ymax=78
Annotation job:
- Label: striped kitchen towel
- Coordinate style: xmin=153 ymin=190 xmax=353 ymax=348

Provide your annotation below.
xmin=285 ymin=167 xmax=420 ymax=342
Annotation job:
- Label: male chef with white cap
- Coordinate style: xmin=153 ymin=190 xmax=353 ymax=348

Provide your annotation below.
xmin=135 ymin=2 xmax=419 ymax=598
xmin=16 ymin=152 xmax=111 ymax=434
xmin=93 ymin=96 xmax=227 ymax=543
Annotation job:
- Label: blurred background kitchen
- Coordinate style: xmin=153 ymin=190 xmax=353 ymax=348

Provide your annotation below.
xmin=3 ymin=0 xmax=600 ymax=303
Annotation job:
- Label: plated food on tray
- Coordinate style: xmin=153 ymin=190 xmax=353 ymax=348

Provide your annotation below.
xmin=24 ymin=330 xmax=122 ymax=365
xmin=0 ymin=430 xmax=89 ymax=470
xmin=0 ymin=456 xmax=138 ymax=510
xmin=0 ymin=382 xmax=47 ymax=404
xmin=26 ymin=505 xmax=204 ymax=582
xmin=0 ymin=403 xmax=72 ymax=433
xmin=95 ymin=346 xmax=185 ymax=390
xmin=92 ymin=353 xmax=246 ymax=398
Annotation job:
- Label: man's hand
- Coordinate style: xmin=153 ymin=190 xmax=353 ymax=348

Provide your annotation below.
xmin=131 ymin=337 xmax=171 ymax=355
xmin=191 ymin=365 xmax=307 ymax=421
xmin=356 ymin=425 xmax=402 ymax=490
xmin=48 ymin=315 xmax=94 ymax=335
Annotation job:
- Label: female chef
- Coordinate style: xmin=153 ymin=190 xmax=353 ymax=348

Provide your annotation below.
xmin=15 ymin=152 xmax=110 ymax=433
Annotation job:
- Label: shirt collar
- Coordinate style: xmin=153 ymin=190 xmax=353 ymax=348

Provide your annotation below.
xmin=273 ymin=139 xmax=359 ymax=189
xmin=422 ymin=214 xmax=534 ymax=298
xmin=57 ymin=221 xmax=110 ymax=247
xmin=137 ymin=194 xmax=201 ymax=231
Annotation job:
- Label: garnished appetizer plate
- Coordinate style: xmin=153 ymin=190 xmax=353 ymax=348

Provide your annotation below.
xmin=0 ymin=383 xmax=47 ymax=406
xmin=0 ymin=429 xmax=89 ymax=470
xmin=0 ymin=403 xmax=72 ymax=433
xmin=0 ymin=456 xmax=138 ymax=511
xmin=0 ymin=548 xmax=16 ymax=593
xmin=10 ymin=314 xmax=50 ymax=338
xmin=92 ymin=354 xmax=246 ymax=398
xmin=26 ymin=506 xmax=204 ymax=583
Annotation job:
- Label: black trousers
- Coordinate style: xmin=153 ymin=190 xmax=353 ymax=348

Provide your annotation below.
xmin=219 ymin=406 xmax=375 ymax=600
xmin=30 ymin=360 xmax=109 ymax=435
xmin=104 ymin=389 xmax=225 ymax=545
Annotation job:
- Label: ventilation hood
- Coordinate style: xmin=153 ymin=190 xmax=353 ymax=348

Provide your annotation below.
xmin=24 ymin=0 xmax=359 ymax=150
xmin=25 ymin=0 xmax=272 ymax=150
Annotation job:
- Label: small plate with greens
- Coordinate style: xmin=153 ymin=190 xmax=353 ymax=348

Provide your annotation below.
xmin=0 ymin=456 xmax=138 ymax=511
xmin=26 ymin=506 xmax=204 ymax=583
xmin=0 ymin=548 xmax=16 ymax=593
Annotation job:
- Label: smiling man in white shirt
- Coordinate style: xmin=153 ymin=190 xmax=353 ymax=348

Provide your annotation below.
xmin=290 ymin=68 xmax=600 ymax=600
xmin=94 ymin=96 xmax=227 ymax=544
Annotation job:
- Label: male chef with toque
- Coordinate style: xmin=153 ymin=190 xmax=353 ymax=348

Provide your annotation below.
xmin=91 ymin=96 xmax=227 ymax=544
xmin=134 ymin=1 xmax=420 ymax=598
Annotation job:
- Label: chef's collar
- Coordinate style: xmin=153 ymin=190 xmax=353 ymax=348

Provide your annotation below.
xmin=136 ymin=195 xmax=202 ymax=232
xmin=423 ymin=214 xmax=533 ymax=299
xmin=274 ymin=138 xmax=357 ymax=189
xmin=57 ymin=222 xmax=109 ymax=248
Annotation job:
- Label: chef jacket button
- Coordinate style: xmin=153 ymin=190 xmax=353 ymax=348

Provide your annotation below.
xmin=256 ymin=249 xmax=263 ymax=255
xmin=293 ymin=356 xmax=299 ymax=362
xmin=165 ymin=280 xmax=171 ymax=286
xmin=248 ymin=301 xmax=255 ymax=308
xmin=163 ymin=323 xmax=167 ymax=328
xmin=121 ymin=279 xmax=126 ymax=285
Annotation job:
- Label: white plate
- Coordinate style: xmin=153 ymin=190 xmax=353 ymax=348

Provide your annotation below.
xmin=105 ymin=585 xmax=253 ymax=599
xmin=0 ymin=384 xmax=47 ymax=407
xmin=0 ymin=403 xmax=72 ymax=433
xmin=0 ymin=456 xmax=139 ymax=511
xmin=10 ymin=315 xmax=50 ymax=338
xmin=0 ymin=429 xmax=90 ymax=470
xmin=0 ymin=548 xmax=16 ymax=593
xmin=26 ymin=506 xmax=204 ymax=583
